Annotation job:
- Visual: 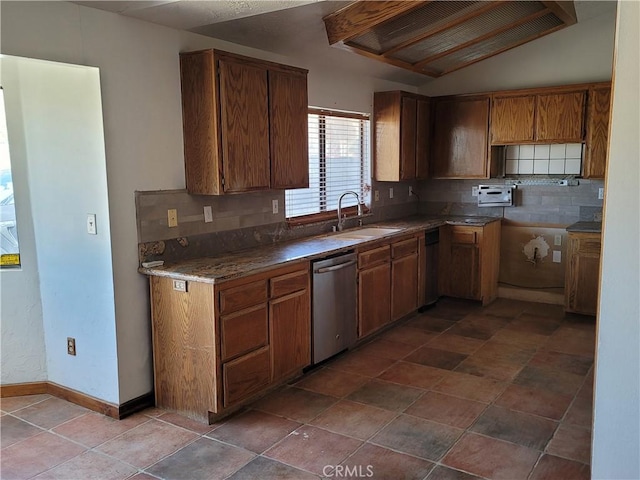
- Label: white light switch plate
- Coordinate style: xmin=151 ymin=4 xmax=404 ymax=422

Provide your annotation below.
xmin=472 ymin=186 xmax=479 ymax=197
xmin=598 ymin=188 xmax=604 ymax=200
xmin=553 ymin=250 xmax=562 ymax=263
xmin=389 ymin=187 xmax=394 ymax=199
xmin=86 ymin=214 xmax=97 ymax=235
xmin=203 ymin=206 xmax=213 ymax=223
xmin=554 ymin=235 xmax=562 ymax=246
xmin=272 ymin=199 xmax=279 ymax=214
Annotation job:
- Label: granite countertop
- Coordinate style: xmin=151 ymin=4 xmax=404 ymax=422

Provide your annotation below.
xmin=566 ymin=221 xmax=603 ymax=233
xmin=139 ymin=215 xmax=501 ymax=284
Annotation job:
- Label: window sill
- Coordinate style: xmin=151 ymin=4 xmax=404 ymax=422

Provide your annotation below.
xmin=286 ymin=206 xmax=371 ymax=228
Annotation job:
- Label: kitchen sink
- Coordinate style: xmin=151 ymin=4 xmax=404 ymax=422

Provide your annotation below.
xmin=331 ymin=227 xmax=403 ymax=240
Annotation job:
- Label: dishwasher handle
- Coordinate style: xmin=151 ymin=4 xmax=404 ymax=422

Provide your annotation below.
xmin=314 ymin=260 xmax=357 ymax=274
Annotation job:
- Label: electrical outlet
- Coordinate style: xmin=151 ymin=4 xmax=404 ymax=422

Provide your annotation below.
xmin=272 ymin=199 xmax=279 ymax=214
xmin=389 ymin=187 xmax=394 ymax=199
xmin=173 ymin=279 xmax=187 ymax=292
xmin=472 ymin=186 xmax=479 ymax=197
xmin=374 ymin=190 xmax=380 ymax=202
xmin=167 ymin=209 xmax=178 ymax=228
xmin=598 ymin=187 xmax=604 ymax=200
xmin=67 ymin=337 xmax=76 ymax=356
xmin=554 ymin=235 xmax=562 ymax=246
xmin=203 ymin=205 xmax=213 ymax=223
xmin=553 ymin=250 xmax=562 ymax=263
xmin=86 ymin=214 xmax=97 ymax=235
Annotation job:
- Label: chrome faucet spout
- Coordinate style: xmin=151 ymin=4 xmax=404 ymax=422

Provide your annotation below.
xmin=337 ymin=191 xmax=362 ymax=231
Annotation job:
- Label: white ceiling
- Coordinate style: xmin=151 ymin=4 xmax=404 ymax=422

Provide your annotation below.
xmin=75 ymin=0 xmax=618 ymax=87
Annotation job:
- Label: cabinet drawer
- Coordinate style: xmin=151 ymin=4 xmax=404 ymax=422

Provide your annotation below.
xmin=392 ymin=237 xmax=418 ymax=259
xmin=270 ymin=269 xmax=308 ymax=298
xmin=223 ymin=346 xmax=271 ymax=407
xmin=451 ymin=228 xmax=478 ymax=245
xmin=219 ymin=280 xmax=268 ymax=314
xmin=358 ymin=245 xmax=391 ymax=269
xmin=577 ymin=238 xmax=601 ymax=254
xmin=220 ymin=304 xmax=268 ymax=362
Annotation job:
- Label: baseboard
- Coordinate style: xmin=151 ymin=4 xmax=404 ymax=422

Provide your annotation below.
xmin=1 ymin=381 xmax=154 ymax=420
xmin=498 ymin=286 xmax=564 ymax=305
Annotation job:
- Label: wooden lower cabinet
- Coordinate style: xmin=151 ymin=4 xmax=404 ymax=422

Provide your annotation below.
xmin=391 ymin=238 xmax=419 ymax=320
xmin=358 ymin=261 xmax=391 ymax=338
xmin=149 ymin=262 xmax=310 ymax=423
xmin=565 ymin=232 xmax=601 ymax=315
xmin=439 ymin=221 xmax=501 ymax=305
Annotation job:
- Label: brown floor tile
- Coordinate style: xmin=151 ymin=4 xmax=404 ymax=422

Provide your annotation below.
xmin=495 ymin=384 xmax=573 ymax=420
xmin=378 ymin=326 xmax=439 ymax=347
xmin=310 ymin=399 xmax=395 ymax=440
xmin=472 ymin=340 xmax=536 ymax=365
xmin=426 ymin=334 xmax=485 ymax=355
xmin=529 ymin=350 xmax=593 ymax=376
xmin=0 ymin=414 xmax=44 ymax=448
xmin=33 ymin=450 xmax=137 ymax=480
xmin=356 ymin=339 xmax=418 ymax=361
xmin=157 ymin=411 xmax=221 ymax=434
xmin=562 ymin=314 xmax=597 ymax=331
xmin=377 ymin=361 xmax=448 ymax=389
xmin=342 ymin=443 xmax=434 ymax=480
xmin=347 ymin=379 xmax=423 ymax=412
xmin=13 ymin=397 xmax=88 ymax=430
xmin=427 ymin=298 xmax=482 ymax=321
xmin=226 ymin=456 xmax=319 ymax=480
xmin=371 ymin=414 xmax=463 ymax=461
xmin=0 ymin=431 xmax=86 ymax=479
xmin=522 ymin=302 xmax=566 ymax=319
xmin=328 ymin=351 xmax=396 ymax=377
xmin=140 ymin=406 xmax=166 ymax=417
xmin=0 ymin=394 xmax=51 ymax=413
xmin=96 ymin=419 xmax=198 ymax=468
xmin=471 ymin=405 xmax=558 ymax=450
xmin=546 ymin=424 xmax=592 ymax=464
xmin=405 ymin=346 xmax=467 ymax=371
xmin=147 ymin=437 xmax=254 ymax=480
xmin=446 ymin=314 xmax=509 ymax=340
xmin=432 ymin=371 xmax=507 ymax=403
xmin=563 ymin=394 xmax=593 ymax=428
xmin=543 ymin=327 xmax=596 ymax=358
xmin=426 ymin=465 xmax=483 ymax=480
xmin=443 ymin=433 xmax=539 ymax=479
xmin=455 ymin=355 xmax=524 ymax=382
xmin=208 ymin=409 xmax=300 ymax=453
xmin=514 ymin=366 xmax=585 ymax=396
xmin=481 ymin=298 xmax=527 ymax=318
xmin=505 ymin=313 xmax=561 ymax=336
xmin=295 ymin=367 xmax=369 ymax=398
xmin=52 ymin=412 xmax=149 ymax=448
xmin=405 ymin=392 xmax=486 ymax=429
xmin=264 ymin=425 xmax=361 ymax=475
xmin=489 ymin=328 xmax=549 ymax=348
xmin=406 ymin=315 xmax=457 ymax=333
xmin=530 ymin=454 xmax=590 ymax=480
xmin=252 ymin=387 xmax=336 ymax=423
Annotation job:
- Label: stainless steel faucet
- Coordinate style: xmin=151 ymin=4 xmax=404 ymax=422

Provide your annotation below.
xmin=337 ymin=191 xmax=362 ymax=231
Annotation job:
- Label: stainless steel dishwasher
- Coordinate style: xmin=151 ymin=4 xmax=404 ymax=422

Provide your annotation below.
xmin=312 ymin=252 xmax=357 ymax=364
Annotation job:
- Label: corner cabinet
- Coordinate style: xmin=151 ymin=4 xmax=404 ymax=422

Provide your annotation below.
xmin=430 ymin=96 xmax=490 ymax=178
xmin=438 ymin=221 xmax=501 ymax=305
xmin=373 ymin=91 xmax=430 ymax=181
xmin=565 ymin=232 xmax=601 ymax=315
xmin=149 ymin=262 xmax=310 ymax=423
xmin=180 ymin=49 xmax=309 ymax=195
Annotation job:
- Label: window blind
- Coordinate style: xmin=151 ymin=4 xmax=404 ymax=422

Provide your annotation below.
xmin=285 ymin=109 xmax=371 ymax=219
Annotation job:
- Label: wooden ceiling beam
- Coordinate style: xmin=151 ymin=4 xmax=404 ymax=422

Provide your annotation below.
xmin=541 ymin=0 xmax=577 ymax=25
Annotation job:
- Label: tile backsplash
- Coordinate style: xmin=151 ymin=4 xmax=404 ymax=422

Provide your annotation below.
xmin=505 ymin=143 xmax=583 ymax=175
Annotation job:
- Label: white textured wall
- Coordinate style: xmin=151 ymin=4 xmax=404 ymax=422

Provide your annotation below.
xmin=592 ymin=1 xmax=640 ymax=477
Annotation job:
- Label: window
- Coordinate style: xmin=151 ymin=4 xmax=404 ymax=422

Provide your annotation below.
xmin=0 ymin=87 xmax=20 ymax=267
xmin=285 ymin=108 xmax=370 ymax=221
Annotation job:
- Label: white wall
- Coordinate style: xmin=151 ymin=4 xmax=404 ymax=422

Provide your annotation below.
xmin=592 ymin=1 xmax=640 ymax=477
xmin=0 ymin=55 xmax=119 ymax=403
xmin=418 ymin=9 xmax=616 ymax=96
xmin=0 ymin=1 xmax=416 ymax=403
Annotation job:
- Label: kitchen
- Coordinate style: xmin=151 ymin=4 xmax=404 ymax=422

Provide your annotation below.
xmin=0 ymin=1 xmax=638 ymax=479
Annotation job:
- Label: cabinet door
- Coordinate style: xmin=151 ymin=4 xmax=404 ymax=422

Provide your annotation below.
xmin=400 ymin=96 xmax=417 ymax=180
xmin=535 ymin=92 xmax=586 ymax=142
xmin=491 ymin=95 xmax=535 ymax=144
xmin=219 ymin=58 xmax=270 ymax=192
xmin=449 ymin=243 xmax=480 ymax=300
xmin=270 ymin=289 xmax=310 ymax=381
xmin=431 ymin=97 xmax=489 ymax=178
xmin=583 ymin=86 xmax=611 ymax=179
xmin=416 ymin=98 xmax=430 ymax=179
xmin=269 ymin=70 xmax=309 ymax=189
xmin=223 ymin=346 xmax=271 ymax=407
xmin=392 ymin=254 xmax=419 ymax=321
xmin=565 ymin=235 xmax=601 ymax=315
xmin=358 ymin=262 xmax=391 ymax=338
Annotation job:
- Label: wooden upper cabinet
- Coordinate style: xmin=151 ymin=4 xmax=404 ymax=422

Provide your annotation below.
xmin=269 ymin=69 xmax=309 ymax=189
xmin=430 ymin=96 xmax=490 ymax=178
xmin=490 ymin=95 xmax=535 ymax=144
xmin=180 ymin=49 xmax=308 ymax=195
xmin=535 ymin=91 xmax=586 ymax=142
xmin=583 ymin=85 xmax=611 ymax=179
xmin=373 ymin=91 xmax=430 ymax=182
xmin=219 ymin=58 xmax=270 ymax=193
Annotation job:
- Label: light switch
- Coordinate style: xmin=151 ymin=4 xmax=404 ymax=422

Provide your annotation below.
xmin=272 ymin=199 xmax=279 ymax=214
xmin=374 ymin=190 xmax=379 ymax=202
xmin=167 ymin=209 xmax=178 ymax=228
xmin=553 ymin=250 xmax=562 ymax=263
xmin=203 ymin=205 xmax=213 ymax=223
xmin=86 ymin=214 xmax=97 ymax=235
xmin=389 ymin=187 xmax=394 ymax=199
xmin=554 ymin=235 xmax=562 ymax=246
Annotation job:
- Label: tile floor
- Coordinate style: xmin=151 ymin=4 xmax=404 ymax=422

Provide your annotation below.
xmin=1 ymin=298 xmax=595 ymax=480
